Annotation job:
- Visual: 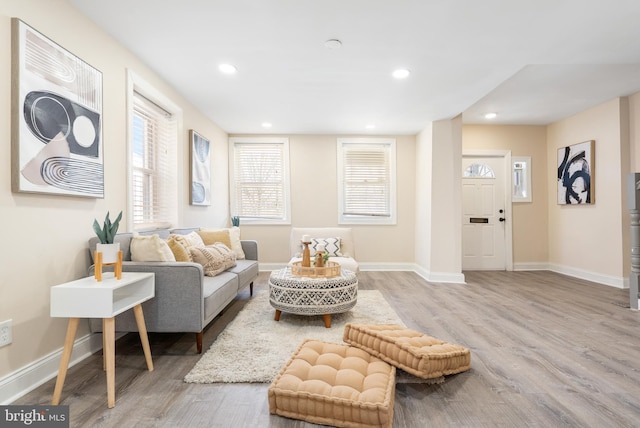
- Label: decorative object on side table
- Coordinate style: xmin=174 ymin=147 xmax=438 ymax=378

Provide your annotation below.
xmin=301 ymin=234 xmax=312 ymax=267
xmin=92 ymin=211 xmax=123 ymax=281
xmin=231 ymin=216 xmax=240 ymax=227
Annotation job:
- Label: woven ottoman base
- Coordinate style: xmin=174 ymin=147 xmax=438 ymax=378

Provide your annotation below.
xmin=268 ymin=339 xmax=396 ymax=428
xmin=343 ymin=323 xmax=471 ymax=379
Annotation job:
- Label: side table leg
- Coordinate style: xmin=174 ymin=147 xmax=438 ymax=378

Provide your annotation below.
xmin=133 ymin=304 xmax=154 ymax=371
xmin=104 ymin=317 xmax=116 ymax=408
xmin=274 ymin=310 xmax=281 ymax=321
xmin=51 ymin=318 xmax=79 ymax=405
xmin=323 ymin=314 xmax=332 ymax=328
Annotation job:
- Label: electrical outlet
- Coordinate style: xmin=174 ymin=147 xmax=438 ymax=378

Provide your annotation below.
xmin=0 ymin=319 xmax=12 ymax=347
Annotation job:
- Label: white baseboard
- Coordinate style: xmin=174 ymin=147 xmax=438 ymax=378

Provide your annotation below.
xmin=547 ymin=263 xmax=627 ymax=289
xmin=414 ymin=265 xmax=466 ymax=284
xmin=0 ymin=333 xmax=103 ymax=405
xmin=513 ymin=262 xmax=549 ymax=271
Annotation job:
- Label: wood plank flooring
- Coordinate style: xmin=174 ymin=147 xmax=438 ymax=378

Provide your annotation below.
xmin=13 ymin=270 xmax=640 ymax=427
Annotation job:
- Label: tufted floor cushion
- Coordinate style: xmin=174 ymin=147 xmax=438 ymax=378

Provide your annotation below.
xmin=268 ymin=339 xmax=396 ymax=428
xmin=343 ymin=323 xmax=471 ymax=380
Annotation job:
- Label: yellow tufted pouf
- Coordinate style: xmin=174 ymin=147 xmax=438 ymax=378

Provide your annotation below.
xmin=343 ymin=323 xmax=471 ymax=380
xmin=268 ymin=339 xmax=396 ymax=428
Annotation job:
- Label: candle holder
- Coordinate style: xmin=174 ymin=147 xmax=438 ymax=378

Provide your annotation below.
xmin=301 ymin=240 xmax=312 ymax=267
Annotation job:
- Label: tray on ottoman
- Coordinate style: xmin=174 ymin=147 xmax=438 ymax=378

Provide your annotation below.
xmin=343 ymin=323 xmax=471 ymax=379
xmin=268 ymin=339 xmax=396 ymax=428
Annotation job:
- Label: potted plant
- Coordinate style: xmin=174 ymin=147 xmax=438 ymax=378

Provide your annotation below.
xmin=231 ymin=216 xmax=240 ymax=227
xmin=93 ymin=211 xmax=122 ymax=263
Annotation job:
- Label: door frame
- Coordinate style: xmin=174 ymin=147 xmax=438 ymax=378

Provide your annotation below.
xmin=462 ymin=150 xmax=514 ymax=271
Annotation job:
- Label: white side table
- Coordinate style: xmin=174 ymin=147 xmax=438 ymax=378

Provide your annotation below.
xmin=50 ymin=272 xmax=155 ymax=408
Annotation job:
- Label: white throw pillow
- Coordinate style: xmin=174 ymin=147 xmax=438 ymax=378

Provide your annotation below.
xmin=185 ymin=231 xmax=205 ymax=248
xmin=130 ymin=233 xmax=176 ymax=262
xmin=228 ymin=227 xmax=246 ymax=260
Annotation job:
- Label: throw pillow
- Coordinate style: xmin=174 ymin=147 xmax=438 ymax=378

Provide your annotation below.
xmin=130 ymin=233 xmax=176 ymax=262
xmin=166 ymin=236 xmax=191 ymax=262
xmin=189 ymin=243 xmax=236 ymax=277
xmin=227 ymin=226 xmax=245 ymax=260
xmin=168 ymin=232 xmax=204 ymax=250
xmin=185 ymin=231 xmax=205 ymax=247
xmin=310 ymin=237 xmax=342 ymax=257
xmin=197 ymin=228 xmax=232 ymax=249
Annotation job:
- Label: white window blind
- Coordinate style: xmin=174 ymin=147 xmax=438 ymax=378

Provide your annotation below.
xmin=229 ymin=138 xmax=290 ymax=223
xmin=131 ymin=91 xmax=177 ymax=230
xmin=338 ymin=138 xmax=396 ymax=224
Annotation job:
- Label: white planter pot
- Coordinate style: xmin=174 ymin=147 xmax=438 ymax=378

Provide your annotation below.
xmin=96 ymin=243 xmax=120 ymax=264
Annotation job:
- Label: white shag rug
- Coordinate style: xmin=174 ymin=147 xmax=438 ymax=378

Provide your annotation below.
xmin=184 ymin=290 xmax=410 ymax=384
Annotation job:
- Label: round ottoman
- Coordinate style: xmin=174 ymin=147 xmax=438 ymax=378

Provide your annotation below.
xmin=268 ymin=267 xmax=358 ymax=328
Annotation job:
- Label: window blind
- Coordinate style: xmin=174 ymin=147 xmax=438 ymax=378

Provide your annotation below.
xmin=231 ymin=141 xmax=288 ymax=220
xmin=131 ymin=92 xmax=177 ymax=229
xmin=342 ymin=143 xmax=392 ymax=217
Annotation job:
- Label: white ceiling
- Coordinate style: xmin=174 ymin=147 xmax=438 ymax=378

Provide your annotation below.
xmin=69 ymin=0 xmax=640 ymax=135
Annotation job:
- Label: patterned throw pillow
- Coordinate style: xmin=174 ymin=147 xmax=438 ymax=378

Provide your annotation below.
xmin=310 ymin=237 xmax=342 ymax=257
xmin=189 ymin=243 xmax=236 ymax=277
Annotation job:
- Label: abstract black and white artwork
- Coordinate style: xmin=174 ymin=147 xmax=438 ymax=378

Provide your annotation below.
xmin=190 ymin=130 xmax=211 ymax=206
xmin=12 ymin=19 xmax=103 ymax=198
xmin=557 ymin=140 xmax=594 ymax=205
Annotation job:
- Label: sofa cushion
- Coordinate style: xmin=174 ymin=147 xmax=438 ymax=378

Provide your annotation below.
xmin=130 ymin=233 xmax=176 ymax=262
xmin=226 ymin=259 xmax=259 ymax=291
xmin=189 ymin=243 xmax=236 ymax=277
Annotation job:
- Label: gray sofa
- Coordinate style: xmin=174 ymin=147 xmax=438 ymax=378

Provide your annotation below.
xmin=88 ymin=227 xmax=259 ymax=353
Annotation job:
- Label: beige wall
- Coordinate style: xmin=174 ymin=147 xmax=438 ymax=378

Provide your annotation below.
xmin=546 ymin=98 xmax=627 ymax=281
xmin=234 ymin=134 xmax=417 ymax=265
xmin=463 ymin=125 xmax=548 ymax=265
xmin=0 ymin=0 xmax=228 ymax=379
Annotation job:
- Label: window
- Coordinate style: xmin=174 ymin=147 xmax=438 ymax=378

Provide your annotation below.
xmin=512 ymin=156 xmax=532 ymax=202
xmin=127 ymin=71 xmax=180 ymax=230
xmin=229 ymin=137 xmax=291 ymax=224
xmin=463 ymin=162 xmax=495 ymax=178
xmin=337 ymin=138 xmax=396 ymax=224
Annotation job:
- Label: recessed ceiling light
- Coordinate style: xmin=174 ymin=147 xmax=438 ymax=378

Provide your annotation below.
xmin=484 ymin=112 xmax=497 ymax=119
xmin=392 ymin=68 xmax=410 ymax=79
xmin=219 ymin=64 xmax=237 ymax=74
xmin=324 ymin=39 xmax=342 ymax=49
xmin=262 ymin=122 xmax=272 ymax=128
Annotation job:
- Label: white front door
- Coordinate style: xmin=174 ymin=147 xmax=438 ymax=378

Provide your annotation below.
xmin=462 ymin=156 xmax=507 ymax=270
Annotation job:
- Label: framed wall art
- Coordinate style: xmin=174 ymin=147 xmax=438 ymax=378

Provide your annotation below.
xmin=190 ymin=130 xmax=211 ymax=206
xmin=557 ymin=140 xmax=594 ymax=205
xmin=11 ymin=19 xmax=104 ymax=198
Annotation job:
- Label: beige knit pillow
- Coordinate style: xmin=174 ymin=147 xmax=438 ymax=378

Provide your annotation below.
xmin=189 ymin=243 xmax=236 ymax=277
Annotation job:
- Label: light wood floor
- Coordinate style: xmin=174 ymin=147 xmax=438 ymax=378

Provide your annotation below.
xmin=14 ymin=270 xmax=640 ymax=427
